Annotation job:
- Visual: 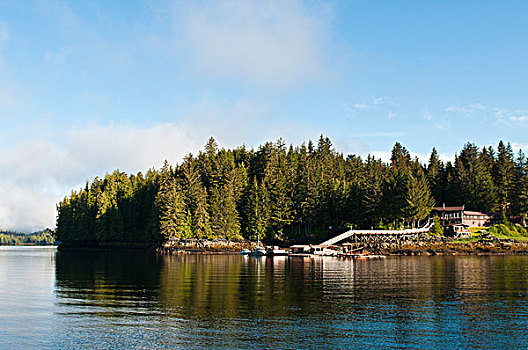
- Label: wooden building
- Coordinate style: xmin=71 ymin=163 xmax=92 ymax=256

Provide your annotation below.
xmin=431 ymin=205 xmax=494 ymax=228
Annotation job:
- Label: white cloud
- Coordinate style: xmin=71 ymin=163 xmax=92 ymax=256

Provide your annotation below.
xmin=173 ymin=0 xmax=329 ymax=87
xmin=445 ymin=103 xmax=486 ymax=114
xmin=510 ymin=115 xmax=528 ymax=122
xmin=434 ymin=122 xmax=449 ymax=131
xmin=0 ymin=185 xmax=58 ymax=233
xmin=62 ymin=98 xmax=274 ymax=181
xmin=422 ymin=110 xmax=432 ymax=121
xmin=0 ymin=96 xmax=276 ymax=232
xmin=352 ymin=102 xmax=368 ymax=110
xmin=344 ymin=96 xmax=400 ymax=115
xmin=372 ymin=96 xmax=399 ymax=107
xmin=0 ymin=126 xmax=203 ymax=232
xmin=0 ymin=141 xmax=68 ymax=232
xmin=510 ymin=142 xmax=528 ymax=153
xmin=445 ymin=102 xmax=528 ymax=126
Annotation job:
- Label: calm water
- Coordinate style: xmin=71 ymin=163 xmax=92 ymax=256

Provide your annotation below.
xmin=1 ymin=247 xmax=528 ymax=349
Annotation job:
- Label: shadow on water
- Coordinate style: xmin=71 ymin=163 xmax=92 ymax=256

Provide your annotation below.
xmin=53 ymin=253 xmax=528 ymax=349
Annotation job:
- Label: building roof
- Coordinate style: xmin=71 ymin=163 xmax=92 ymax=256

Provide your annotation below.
xmin=432 ymin=206 xmax=465 ymax=212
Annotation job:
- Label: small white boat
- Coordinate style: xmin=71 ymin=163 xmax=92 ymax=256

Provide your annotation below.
xmin=266 ymin=246 xmax=288 ymax=256
xmin=248 ymin=245 xmax=266 ymax=256
xmin=240 ymin=249 xmax=251 ymax=255
xmin=246 ymin=233 xmax=266 ymax=256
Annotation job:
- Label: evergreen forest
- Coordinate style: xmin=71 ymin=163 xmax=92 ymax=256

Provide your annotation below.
xmin=55 ymin=136 xmax=528 ymax=244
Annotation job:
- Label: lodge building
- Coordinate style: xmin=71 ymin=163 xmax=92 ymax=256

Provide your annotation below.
xmin=431 ymin=205 xmax=495 ymax=228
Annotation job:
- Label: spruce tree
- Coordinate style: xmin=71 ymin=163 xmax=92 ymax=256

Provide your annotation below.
xmin=242 ymin=177 xmax=268 ymax=240
xmin=155 ymin=162 xmax=187 ymax=239
xmin=405 ymin=161 xmax=435 ymax=227
xmin=493 ymin=141 xmax=516 ymax=214
xmin=180 ymin=155 xmax=212 ymax=239
xmin=512 ymin=150 xmax=528 ymax=225
xmin=264 ymin=142 xmax=294 ymax=238
xmin=426 ymin=148 xmax=444 ymax=206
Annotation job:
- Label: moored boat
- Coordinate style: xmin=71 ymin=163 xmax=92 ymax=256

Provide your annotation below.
xmin=244 ymin=232 xmax=266 ymax=256
xmin=266 ymin=246 xmax=288 ymax=256
xmin=288 ymin=245 xmax=312 ymax=257
xmin=248 ymin=245 xmax=266 ymax=256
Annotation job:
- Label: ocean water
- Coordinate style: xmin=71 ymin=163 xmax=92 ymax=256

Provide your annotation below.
xmin=1 ymin=246 xmax=528 ymax=349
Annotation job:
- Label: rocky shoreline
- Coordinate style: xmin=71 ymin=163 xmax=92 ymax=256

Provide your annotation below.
xmin=366 ymin=238 xmax=528 ymax=256
xmin=57 ymin=238 xmax=252 ymax=254
xmin=57 ymin=237 xmax=528 ymax=256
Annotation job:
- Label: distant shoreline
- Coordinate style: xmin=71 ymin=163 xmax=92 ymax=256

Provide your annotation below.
xmin=0 ymin=243 xmax=57 ymax=247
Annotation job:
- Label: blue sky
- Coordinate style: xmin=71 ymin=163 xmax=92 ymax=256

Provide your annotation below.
xmin=1 ymin=0 xmax=527 ymax=231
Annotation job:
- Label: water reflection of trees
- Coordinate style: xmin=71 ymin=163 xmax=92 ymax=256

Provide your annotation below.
xmin=55 ymin=253 xmax=528 ymax=347
xmin=55 ymin=250 xmax=162 ymax=315
xmin=56 ymin=254 xmax=528 ymax=318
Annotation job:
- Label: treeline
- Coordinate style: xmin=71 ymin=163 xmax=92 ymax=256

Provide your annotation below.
xmin=0 ymin=229 xmax=55 ymax=245
xmin=55 ymin=137 xmax=528 ymax=244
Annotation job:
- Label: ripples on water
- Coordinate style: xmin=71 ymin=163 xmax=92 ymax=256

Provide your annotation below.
xmin=1 ymin=247 xmax=528 ymax=349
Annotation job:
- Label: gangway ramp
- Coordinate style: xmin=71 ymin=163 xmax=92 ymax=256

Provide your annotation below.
xmin=320 ymin=223 xmax=432 ymax=246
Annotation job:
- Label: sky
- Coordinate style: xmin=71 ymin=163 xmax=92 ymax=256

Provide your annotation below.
xmin=1 ymin=0 xmax=527 ymax=232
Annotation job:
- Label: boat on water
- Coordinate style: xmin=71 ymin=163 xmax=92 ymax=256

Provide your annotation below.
xmin=247 ymin=245 xmax=266 ymax=256
xmin=240 ymin=249 xmax=251 ymax=255
xmin=288 ymin=244 xmax=340 ymax=257
xmin=311 ymin=245 xmax=340 ymax=256
xmin=266 ymin=246 xmax=289 ymax=256
xmin=288 ymin=245 xmax=312 ymax=257
xmin=242 ymin=232 xmax=267 ymax=256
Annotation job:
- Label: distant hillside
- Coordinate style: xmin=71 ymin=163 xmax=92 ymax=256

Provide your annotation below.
xmin=0 ymin=229 xmax=56 ymax=246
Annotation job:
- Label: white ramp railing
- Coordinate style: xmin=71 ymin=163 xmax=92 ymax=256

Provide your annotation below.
xmin=320 ymin=222 xmax=433 ymax=246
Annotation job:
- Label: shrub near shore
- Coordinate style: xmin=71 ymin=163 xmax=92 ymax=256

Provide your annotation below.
xmin=488 ymin=223 xmax=528 ymax=240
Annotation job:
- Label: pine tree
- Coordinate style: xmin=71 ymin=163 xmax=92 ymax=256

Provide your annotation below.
xmin=180 ymin=155 xmax=212 ymax=239
xmin=155 ymin=163 xmax=187 ymax=239
xmin=293 ymin=143 xmax=315 ymax=236
xmin=191 ymin=186 xmax=212 ymax=239
xmin=493 ymin=141 xmax=515 ymax=214
xmin=390 ymin=142 xmax=411 ymax=170
xmin=512 ymin=150 xmax=528 ymax=225
xmin=426 ymin=148 xmax=444 ymax=206
xmin=454 ymin=143 xmax=497 ymax=212
xmin=431 ymin=215 xmax=444 ymax=235
xmin=263 ymin=142 xmax=294 ymax=238
xmin=361 ymin=156 xmax=384 ymax=228
xmin=404 ymin=161 xmax=435 ymax=227
xmin=242 ymin=177 xmax=268 ymax=240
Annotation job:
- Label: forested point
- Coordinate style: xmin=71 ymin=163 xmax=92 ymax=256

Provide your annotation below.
xmin=55 ymin=136 xmax=528 ymax=245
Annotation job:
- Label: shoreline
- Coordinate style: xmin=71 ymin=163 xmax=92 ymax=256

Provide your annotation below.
xmin=56 ymin=238 xmax=528 ymax=256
